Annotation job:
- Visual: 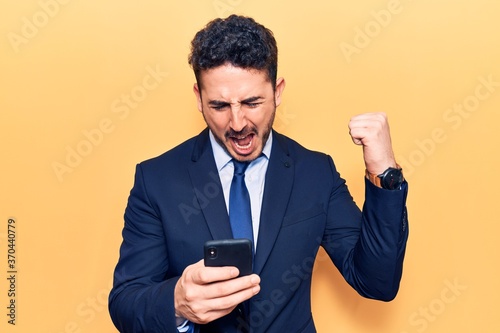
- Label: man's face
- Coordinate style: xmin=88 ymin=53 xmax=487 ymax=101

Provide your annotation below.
xmin=194 ymin=64 xmax=285 ymax=162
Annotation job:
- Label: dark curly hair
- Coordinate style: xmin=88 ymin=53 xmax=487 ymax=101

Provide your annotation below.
xmin=188 ymin=15 xmax=278 ymax=90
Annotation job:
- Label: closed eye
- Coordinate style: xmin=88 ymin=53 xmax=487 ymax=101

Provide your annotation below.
xmin=244 ymin=102 xmax=262 ymax=108
xmin=207 ymin=96 xmax=264 ymax=111
xmin=209 ymin=101 xmax=230 ymax=111
xmin=241 ymin=96 xmax=264 ymax=109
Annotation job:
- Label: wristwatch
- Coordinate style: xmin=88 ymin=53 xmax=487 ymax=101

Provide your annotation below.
xmin=366 ymin=164 xmax=404 ymax=190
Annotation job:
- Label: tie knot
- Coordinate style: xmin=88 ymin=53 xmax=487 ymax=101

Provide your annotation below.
xmin=233 ymin=160 xmax=249 ymax=175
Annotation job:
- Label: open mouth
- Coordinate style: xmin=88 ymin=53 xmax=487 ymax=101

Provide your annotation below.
xmin=230 ymin=133 xmax=255 ymax=153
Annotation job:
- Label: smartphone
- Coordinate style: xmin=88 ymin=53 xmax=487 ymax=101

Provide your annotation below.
xmin=204 ymin=239 xmax=253 ymax=277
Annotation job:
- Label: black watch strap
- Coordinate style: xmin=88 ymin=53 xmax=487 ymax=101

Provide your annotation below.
xmin=366 ymin=164 xmax=404 ymax=190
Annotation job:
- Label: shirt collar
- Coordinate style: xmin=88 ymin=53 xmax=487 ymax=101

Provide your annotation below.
xmin=209 ymin=130 xmax=273 ymax=171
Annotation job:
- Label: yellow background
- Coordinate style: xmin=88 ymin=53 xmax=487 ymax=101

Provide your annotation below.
xmin=1 ymin=0 xmax=499 ymax=332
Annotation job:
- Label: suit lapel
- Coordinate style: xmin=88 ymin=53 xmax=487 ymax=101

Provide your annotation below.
xmin=254 ymin=132 xmax=294 ymax=274
xmin=187 ymin=129 xmax=233 ymax=240
xmin=187 ymin=130 xmax=295 ymax=274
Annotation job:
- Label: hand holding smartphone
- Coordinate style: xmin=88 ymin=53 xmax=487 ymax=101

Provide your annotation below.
xmin=204 ymin=239 xmax=253 ymax=277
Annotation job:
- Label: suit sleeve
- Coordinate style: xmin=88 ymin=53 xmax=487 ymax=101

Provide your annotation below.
xmin=322 ymin=156 xmax=409 ymax=301
xmin=108 ymin=164 xmax=180 ymax=333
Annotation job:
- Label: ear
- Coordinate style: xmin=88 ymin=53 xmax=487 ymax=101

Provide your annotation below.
xmin=193 ymin=83 xmax=203 ymax=112
xmin=274 ymin=77 xmax=286 ymax=107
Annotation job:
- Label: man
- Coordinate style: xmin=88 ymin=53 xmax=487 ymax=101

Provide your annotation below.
xmin=109 ymin=15 xmax=409 ymax=333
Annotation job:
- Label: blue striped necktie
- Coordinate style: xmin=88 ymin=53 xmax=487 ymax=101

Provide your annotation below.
xmin=229 ymin=160 xmax=254 ymax=247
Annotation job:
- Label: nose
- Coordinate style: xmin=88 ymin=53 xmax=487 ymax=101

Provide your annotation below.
xmin=229 ymin=105 xmax=247 ymax=132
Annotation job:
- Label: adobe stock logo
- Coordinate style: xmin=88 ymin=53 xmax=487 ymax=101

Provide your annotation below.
xmin=339 ymin=0 xmax=405 ymax=64
xmin=400 ymin=278 xmax=467 ymax=333
xmin=52 ymin=65 xmax=168 ymax=182
xmin=397 ymin=74 xmax=499 ymax=176
xmin=57 ymin=279 xmax=113 ymax=333
xmin=7 ymin=0 xmax=72 ymax=53
xmin=213 ymin=0 xmax=244 ymax=17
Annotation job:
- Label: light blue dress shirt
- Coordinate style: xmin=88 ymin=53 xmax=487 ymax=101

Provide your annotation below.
xmin=209 ymin=130 xmax=272 ymax=248
xmin=176 ymin=130 xmax=272 ymax=332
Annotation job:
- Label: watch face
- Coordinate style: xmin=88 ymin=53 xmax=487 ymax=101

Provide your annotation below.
xmin=381 ymin=168 xmax=403 ymax=190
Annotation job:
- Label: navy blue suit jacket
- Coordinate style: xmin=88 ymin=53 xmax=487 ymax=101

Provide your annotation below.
xmin=109 ymin=129 xmax=409 ymax=333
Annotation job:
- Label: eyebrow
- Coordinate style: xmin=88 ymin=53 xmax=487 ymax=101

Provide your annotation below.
xmin=241 ymin=96 xmax=264 ymax=104
xmin=208 ymin=96 xmax=264 ymax=107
